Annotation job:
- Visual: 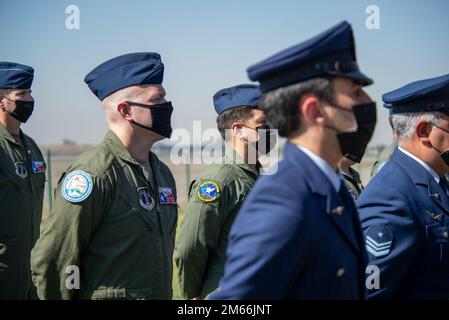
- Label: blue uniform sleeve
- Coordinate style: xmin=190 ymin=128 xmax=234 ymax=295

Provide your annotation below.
xmin=357 ymin=180 xmax=420 ymax=299
xmin=210 ymin=179 xmax=309 ymax=299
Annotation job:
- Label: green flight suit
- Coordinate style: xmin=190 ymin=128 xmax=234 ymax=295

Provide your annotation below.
xmin=0 ymin=122 xmax=45 ymax=299
xmin=370 ymin=141 xmax=398 ymax=178
xmin=342 ymin=166 xmax=364 ymax=201
xmin=174 ymin=147 xmax=259 ymax=299
xmin=31 ymin=130 xmax=178 ymax=300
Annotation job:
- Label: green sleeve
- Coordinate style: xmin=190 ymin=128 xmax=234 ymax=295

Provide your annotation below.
xmin=30 ymin=172 xmax=111 ymax=300
xmin=174 ymin=179 xmax=229 ymax=299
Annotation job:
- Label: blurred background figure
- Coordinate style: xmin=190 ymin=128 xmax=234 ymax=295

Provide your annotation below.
xmin=0 ymin=62 xmax=44 ymax=300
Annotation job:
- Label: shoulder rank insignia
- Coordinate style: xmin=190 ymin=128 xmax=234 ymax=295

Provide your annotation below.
xmin=61 ymin=170 xmax=93 ymax=203
xmin=365 ymin=225 xmax=393 ymax=258
xmin=197 ymin=181 xmax=220 ymax=202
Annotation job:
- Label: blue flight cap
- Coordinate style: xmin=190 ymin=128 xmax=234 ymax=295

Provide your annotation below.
xmin=84 ymin=52 xmax=164 ymax=101
xmin=247 ymin=21 xmax=373 ymax=93
xmin=0 ymin=62 xmax=34 ymax=89
xmin=383 ymin=73 xmax=449 ymax=115
xmin=213 ymin=84 xmax=261 ymax=114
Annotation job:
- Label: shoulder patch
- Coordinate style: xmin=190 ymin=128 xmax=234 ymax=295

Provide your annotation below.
xmin=137 ymin=187 xmax=155 ymax=210
xmin=197 ymin=181 xmax=220 ymax=202
xmin=15 ymin=162 xmax=28 ymax=179
xmin=61 ymin=170 xmax=93 ymax=203
xmin=365 ymin=225 xmax=393 ymax=258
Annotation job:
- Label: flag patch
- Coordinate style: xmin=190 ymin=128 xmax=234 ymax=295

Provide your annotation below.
xmin=32 ymin=161 xmax=46 ymax=173
xmin=159 ymin=187 xmax=176 ymax=204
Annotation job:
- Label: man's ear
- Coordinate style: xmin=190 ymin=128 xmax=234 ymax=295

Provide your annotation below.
xmin=416 ymin=120 xmax=432 ymax=146
xmin=300 ymin=95 xmax=323 ymax=126
xmin=230 ymin=122 xmax=243 ymax=138
xmin=117 ymin=102 xmax=132 ymax=120
xmin=0 ymin=95 xmax=6 ymax=111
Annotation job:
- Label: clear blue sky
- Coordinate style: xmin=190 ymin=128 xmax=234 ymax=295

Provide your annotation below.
xmin=1 ymin=0 xmax=449 ymax=146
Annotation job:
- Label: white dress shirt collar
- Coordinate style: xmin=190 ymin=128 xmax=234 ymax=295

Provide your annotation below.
xmin=296 ymin=144 xmax=342 ymax=192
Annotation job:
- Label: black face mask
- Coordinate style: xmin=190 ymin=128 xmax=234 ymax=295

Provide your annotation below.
xmin=335 ymin=102 xmax=377 ymax=163
xmin=1 ymin=96 xmax=34 ymax=123
xmin=324 ymin=101 xmax=377 ymax=161
xmin=429 ymin=123 xmax=449 ymax=166
xmin=241 ymin=124 xmax=276 ymax=156
xmin=126 ymin=101 xmax=173 ymax=138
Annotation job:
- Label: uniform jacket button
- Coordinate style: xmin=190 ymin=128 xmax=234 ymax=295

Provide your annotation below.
xmin=336 ymin=268 xmax=345 ymax=277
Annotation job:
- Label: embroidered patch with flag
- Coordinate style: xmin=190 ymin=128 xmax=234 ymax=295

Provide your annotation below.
xmin=138 ymin=187 xmax=155 ymax=211
xmin=61 ymin=170 xmax=93 ymax=203
xmin=15 ymin=162 xmax=27 ymax=179
xmin=32 ymin=161 xmax=46 ymax=173
xmin=159 ymin=187 xmax=176 ymax=204
xmin=365 ymin=225 xmax=393 ymax=258
xmin=197 ymin=181 xmax=220 ymax=202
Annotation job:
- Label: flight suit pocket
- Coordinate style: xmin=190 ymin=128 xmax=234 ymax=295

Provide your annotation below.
xmin=159 ymin=204 xmax=178 ymax=235
xmin=425 ymin=222 xmax=449 ymax=272
xmin=0 ymin=233 xmax=25 ymax=298
xmin=36 ymin=170 xmax=46 ymax=193
xmin=117 ymin=189 xmax=158 ymax=231
xmin=0 ymin=233 xmax=24 ymax=259
xmin=133 ymin=208 xmax=158 ymax=231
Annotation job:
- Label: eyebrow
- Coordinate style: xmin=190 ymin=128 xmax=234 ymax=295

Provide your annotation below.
xmin=152 ymin=94 xmax=165 ymax=103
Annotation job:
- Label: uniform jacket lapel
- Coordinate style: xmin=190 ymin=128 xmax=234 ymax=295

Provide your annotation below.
xmin=392 ymin=148 xmax=449 ymax=215
xmin=283 ymin=142 xmax=361 ymax=255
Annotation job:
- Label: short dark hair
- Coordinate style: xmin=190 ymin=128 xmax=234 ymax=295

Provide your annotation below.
xmin=259 ymin=77 xmax=335 ymax=138
xmin=216 ymin=106 xmax=255 ymax=139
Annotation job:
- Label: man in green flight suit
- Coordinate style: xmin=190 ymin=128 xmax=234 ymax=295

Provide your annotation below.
xmin=338 ymin=100 xmax=377 ymax=200
xmin=340 ymin=156 xmax=365 ymax=200
xmin=174 ymin=84 xmax=272 ymax=299
xmin=31 ymin=53 xmax=178 ymax=300
xmin=0 ymin=62 xmax=45 ymax=300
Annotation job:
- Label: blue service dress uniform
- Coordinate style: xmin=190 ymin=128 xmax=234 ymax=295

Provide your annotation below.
xmin=210 ymin=143 xmax=367 ymax=299
xmin=358 ymin=148 xmax=449 ymax=299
